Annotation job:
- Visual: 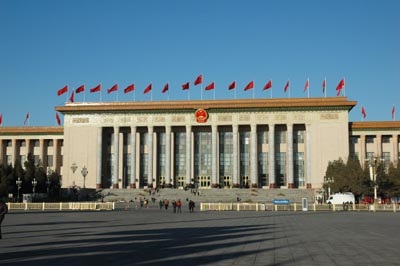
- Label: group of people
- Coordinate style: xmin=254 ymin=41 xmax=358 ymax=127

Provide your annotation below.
xmin=159 ymin=198 xmax=195 ymax=213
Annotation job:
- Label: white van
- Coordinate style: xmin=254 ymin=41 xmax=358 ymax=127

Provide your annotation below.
xmin=326 ymin=193 xmax=355 ymax=205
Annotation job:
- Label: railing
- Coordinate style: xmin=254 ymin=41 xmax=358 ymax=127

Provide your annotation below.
xmin=200 ymin=202 xmax=400 ymax=212
xmin=7 ymin=202 xmax=115 ymax=211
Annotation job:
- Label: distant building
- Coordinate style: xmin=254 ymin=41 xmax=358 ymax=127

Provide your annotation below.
xmin=1 ymin=97 xmax=399 ymax=190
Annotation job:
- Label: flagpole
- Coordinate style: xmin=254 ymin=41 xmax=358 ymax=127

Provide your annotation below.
xmin=200 ymin=73 xmax=203 ymax=100
xmin=270 ymin=86 xmax=272 ymax=99
xmin=100 ymin=83 xmax=102 ymax=102
xmin=288 ymin=79 xmax=291 ymax=98
xmin=84 ymin=84 xmax=86 ymax=102
xmin=307 ymin=78 xmax=310 ymax=98
xmin=343 ymin=77 xmax=346 ymax=96
xmin=213 ymin=84 xmax=216 ymax=100
xmin=252 ymin=81 xmax=255 ymax=99
xmin=134 ymin=90 xmax=136 ymax=101
xmin=324 ymin=77 xmax=327 ymax=98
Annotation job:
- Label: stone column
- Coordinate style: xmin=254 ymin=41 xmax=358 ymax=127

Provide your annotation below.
xmin=12 ymin=139 xmax=17 ymax=166
xmin=268 ymin=124 xmax=276 ymax=188
xmin=25 ymin=139 xmax=31 ymax=159
xmin=287 ymin=124 xmax=294 ymax=188
xmin=96 ymin=127 xmax=103 ymax=189
xmin=147 ymin=126 xmax=154 ymax=187
xmin=376 ymin=134 xmax=382 ymax=158
xmin=0 ymin=140 xmax=4 ymax=165
xmin=39 ymin=139 xmax=45 ymax=166
xmin=185 ymin=125 xmax=191 ymax=186
xmin=360 ymin=135 xmax=366 ymax=166
xmin=393 ymin=134 xmax=398 ymax=165
xmin=165 ymin=125 xmax=172 ymax=187
xmin=232 ymin=124 xmax=239 ymax=187
xmin=130 ymin=126 xmax=136 ymax=188
xmin=52 ymin=139 xmax=58 ymax=172
xmin=211 ymin=125 xmax=218 ymax=187
xmin=113 ymin=126 xmax=119 ymax=188
xmin=306 ymin=124 xmax=312 ymax=189
xmin=250 ymin=124 xmax=258 ymax=188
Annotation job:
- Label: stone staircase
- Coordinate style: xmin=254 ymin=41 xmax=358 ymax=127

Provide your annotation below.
xmin=98 ymin=188 xmax=316 ymax=204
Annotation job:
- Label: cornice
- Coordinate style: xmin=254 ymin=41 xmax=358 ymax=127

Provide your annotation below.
xmin=55 ymin=97 xmax=357 ymax=114
xmin=0 ymin=126 xmax=64 ymax=136
xmin=349 ymin=121 xmax=400 ymax=131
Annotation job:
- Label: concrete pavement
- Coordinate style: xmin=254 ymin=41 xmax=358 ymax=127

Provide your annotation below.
xmin=1 ymin=206 xmax=399 ymax=266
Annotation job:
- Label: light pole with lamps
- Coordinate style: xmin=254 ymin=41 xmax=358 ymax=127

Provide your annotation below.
xmin=16 ymin=177 xmax=22 ymax=202
xmin=71 ymin=163 xmax=78 ymax=186
xmin=367 ymin=157 xmax=379 ymax=210
xmin=81 ymin=166 xmax=88 ymax=189
xmin=324 ymin=177 xmax=334 ymax=201
xmin=46 ymin=167 xmax=52 ymax=197
xmin=32 ymin=178 xmax=38 ymax=199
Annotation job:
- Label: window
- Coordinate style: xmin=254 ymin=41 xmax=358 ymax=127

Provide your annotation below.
xmin=349 ymin=136 xmax=359 ymax=144
xmin=366 ymin=136 xmax=375 ymax=144
xmin=382 ymin=136 xmax=391 ymax=144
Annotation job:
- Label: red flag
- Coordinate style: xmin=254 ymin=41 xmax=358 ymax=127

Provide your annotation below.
xmin=124 ymin=84 xmax=135 ymax=94
xmin=336 ymin=78 xmax=345 ymax=96
xmin=304 ymin=78 xmax=309 ymax=92
xmin=244 ymin=81 xmax=254 ymax=91
xmin=205 ymin=82 xmax=215 ymax=91
xmin=69 ymin=91 xmax=75 ymax=102
xmin=162 ymin=83 xmax=169 ymax=93
xmin=228 ymin=81 xmax=236 ymax=90
xmin=56 ymin=112 xmax=61 ymax=126
xmin=76 ymin=85 xmax=85 ymax=94
xmin=322 ymin=78 xmax=326 ymax=93
xmin=284 ymin=80 xmax=290 ymax=92
xmin=24 ymin=112 xmax=30 ymax=125
xmin=392 ymin=105 xmax=395 ymax=120
xmin=263 ymin=80 xmax=272 ymax=90
xmin=90 ymin=84 xmax=101 ymax=93
xmin=143 ymin=83 xmax=152 ymax=94
xmin=361 ymin=106 xmax=366 ymax=119
xmin=194 ymin=74 xmax=203 ymax=85
xmin=57 ymin=85 xmax=68 ymax=96
xmin=107 ymin=84 xmax=118 ymax=94
xmin=0 ymin=114 xmax=2 ymax=126
xmin=182 ymin=82 xmax=190 ymax=90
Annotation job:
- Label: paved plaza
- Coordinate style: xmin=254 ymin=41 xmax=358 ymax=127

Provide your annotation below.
xmin=1 ymin=206 xmax=399 ymax=266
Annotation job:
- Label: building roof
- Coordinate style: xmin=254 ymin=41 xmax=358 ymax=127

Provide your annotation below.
xmin=0 ymin=126 xmax=63 ymax=136
xmin=55 ymin=97 xmax=357 ymax=114
xmin=349 ymin=121 xmax=400 ymax=131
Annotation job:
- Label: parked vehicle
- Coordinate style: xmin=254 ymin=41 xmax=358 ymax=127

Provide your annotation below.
xmin=326 ymin=193 xmax=355 ymax=205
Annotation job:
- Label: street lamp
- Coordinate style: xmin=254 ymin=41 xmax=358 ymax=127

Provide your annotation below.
xmin=81 ymin=166 xmax=88 ymax=189
xmin=367 ymin=157 xmax=379 ymax=208
xmin=71 ymin=162 xmax=78 ymax=186
xmin=32 ymin=178 xmax=38 ymax=197
xmin=46 ymin=167 xmax=52 ymax=196
xmin=16 ymin=177 xmax=22 ymax=202
xmin=324 ymin=177 xmax=334 ymax=199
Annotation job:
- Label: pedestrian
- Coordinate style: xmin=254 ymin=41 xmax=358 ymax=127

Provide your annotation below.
xmin=177 ymin=199 xmax=182 ymax=213
xmin=0 ymin=200 xmax=8 ymax=239
xmin=189 ymin=200 xmax=195 ymax=213
xmin=159 ymin=200 xmax=163 ymax=210
xmin=164 ymin=199 xmax=169 ymax=210
xmin=172 ymin=200 xmax=177 ymax=213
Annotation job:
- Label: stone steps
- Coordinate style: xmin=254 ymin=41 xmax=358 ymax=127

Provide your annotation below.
xmin=98 ymin=188 xmax=316 ymax=204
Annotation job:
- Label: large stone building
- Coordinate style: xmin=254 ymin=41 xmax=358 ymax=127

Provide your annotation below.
xmin=1 ymin=97 xmax=399 ymax=191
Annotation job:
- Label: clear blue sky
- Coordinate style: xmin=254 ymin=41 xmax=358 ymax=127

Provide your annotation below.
xmin=1 ymin=0 xmax=399 ymax=126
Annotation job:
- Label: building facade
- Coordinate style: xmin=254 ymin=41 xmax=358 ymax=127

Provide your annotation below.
xmin=1 ymin=97 xmax=399 ymax=191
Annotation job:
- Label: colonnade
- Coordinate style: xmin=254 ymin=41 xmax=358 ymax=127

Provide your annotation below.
xmin=96 ymin=123 xmax=313 ymax=189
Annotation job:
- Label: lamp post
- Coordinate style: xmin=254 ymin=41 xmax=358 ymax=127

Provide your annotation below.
xmin=367 ymin=157 xmax=379 ymax=210
xmin=81 ymin=166 xmax=88 ymax=189
xmin=16 ymin=177 xmax=22 ymax=202
xmin=46 ymin=167 xmax=52 ymax=197
xmin=32 ymin=178 xmax=38 ymax=198
xmin=324 ymin=177 xmax=334 ymax=200
xmin=71 ymin=163 xmax=78 ymax=186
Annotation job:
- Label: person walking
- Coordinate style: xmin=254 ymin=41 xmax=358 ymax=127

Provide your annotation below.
xmin=0 ymin=200 xmax=8 ymax=239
